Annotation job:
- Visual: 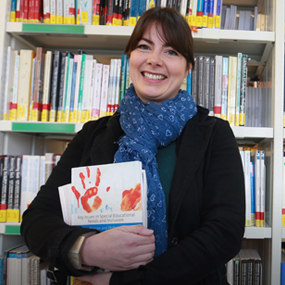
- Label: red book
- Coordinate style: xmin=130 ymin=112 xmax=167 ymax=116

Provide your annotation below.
xmin=23 ymin=0 xmax=29 ymax=22
xmin=34 ymin=0 xmax=42 ymax=23
xmin=29 ymin=0 xmax=35 ymax=22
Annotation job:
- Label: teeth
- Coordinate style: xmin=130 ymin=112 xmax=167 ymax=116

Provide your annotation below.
xmin=143 ymin=72 xmax=165 ymax=80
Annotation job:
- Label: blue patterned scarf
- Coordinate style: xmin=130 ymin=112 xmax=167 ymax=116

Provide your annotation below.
xmin=114 ymin=84 xmax=197 ymax=257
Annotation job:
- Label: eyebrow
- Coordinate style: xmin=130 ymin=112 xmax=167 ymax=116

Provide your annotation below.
xmin=140 ymin=37 xmax=171 ymax=48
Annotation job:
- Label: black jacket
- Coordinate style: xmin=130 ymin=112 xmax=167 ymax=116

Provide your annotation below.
xmin=21 ymin=106 xmax=245 ymax=284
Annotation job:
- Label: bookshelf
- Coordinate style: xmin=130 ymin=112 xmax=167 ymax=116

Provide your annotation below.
xmin=0 ymin=0 xmax=284 ymax=284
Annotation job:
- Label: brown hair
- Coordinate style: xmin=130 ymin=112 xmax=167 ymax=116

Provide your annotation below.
xmin=124 ymin=7 xmax=195 ymax=69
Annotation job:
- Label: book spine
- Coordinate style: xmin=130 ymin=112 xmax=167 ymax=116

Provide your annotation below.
xmin=41 ymin=51 xmax=53 ymax=122
xmin=10 ymin=0 xmax=17 ymax=22
xmin=191 ymin=56 xmax=198 ymax=103
xmin=50 ymin=0 xmax=57 ymax=23
xmin=208 ymin=57 xmax=215 ymax=115
xmin=9 ymin=53 xmax=20 ymax=121
xmin=11 ymin=156 xmax=22 ymax=222
xmin=80 ymin=0 xmax=92 ymax=25
xmin=113 ymin=59 xmax=122 ymax=113
xmin=3 ymin=46 xmax=13 ymax=120
xmin=64 ymin=0 xmax=70 ymax=24
xmin=57 ymin=0 xmax=63 ymax=24
xmin=119 ymin=54 xmax=127 ymax=102
xmin=17 ymin=50 xmax=35 ymax=121
xmin=129 ymin=0 xmax=138 ymax=26
xmin=69 ymin=55 xmax=78 ymax=122
xmin=112 ymin=0 xmax=119 ymax=25
xmin=49 ymin=51 xmax=61 ymax=122
xmin=43 ymin=0 xmax=51 ymax=23
xmin=196 ymin=0 xmax=203 ymax=27
xmin=244 ymin=150 xmax=252 ymax=226
xmin=77 ymin=53 xmax=86 ymax=122
xmin=250 ymin=161 xmax=255 ymax=226
xmin=6 ymin=156 xmax=16 ymax=222
xmin=92 ymin=0 xmax=101 ymax=25
xmin=0 ymin=156 xmax=10 ymax=222
xmin=69 ymin=0 xmax=76 ymax=24
xmin=283 ymin=156 xmax=285 ymax=226
xmin=214 ymin=0 xmax=221 ymax=28
xmin=23 ymin=0 xmax=29 ymax=22
xmin=260 ymin=150 xmax=265 ymax=227
xmin=227 ymin=56 xmax=237 ymax=126
xmin=62 ymin=56 xmax=74 ymax=122
xmin=239 ymin=54 xmax=248 ymax=126
xmin=220 ymin=56 xmax=228 ymax=121
xmin=203 ymin=56 xmax=210 ymax=109
xmin=254 ymin=150 xmax=261 ymax=227
xmin=235 ymin=52 xmax=242 ymax=126
xmin=28 ymin=57 xmax=36 ymax=121
xmin=197 ymin=56 xmax=204 ymax=106
xmin=34 ymin=0 xmax=41 ymax=23
xmin=56 ymin=53 xmax=67 ymax=122
xmin=16 ymin=0 xmax=21 ymax=22
xmin=29 ymin=0 xmax=35 ymax=23
xmin=207 ymin=0 xmax=214 ymax=28
xmin=99 ymin=65 xmax=110 ymax=118
xmin=180 ymin=0 xmax=188 ymax=19
xmin=91 ymin=63 xmax=103 ymax=120
xmin=107 ymin=59 xmax=116 ymax=115
xmin=202 ymin=0 xmax=208 ymax=28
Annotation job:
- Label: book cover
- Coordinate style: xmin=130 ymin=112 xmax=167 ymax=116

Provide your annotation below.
xmin=10 ymin=0 xmax=17 ymax=22
xmin=99 ymin=64 xmax=110 ymax=118
xmin=59 ymin=161 xmax=147 ymax=230
xmin=208 ymin=57 xmax=215 ymax=115
xmin=239 ymin=54 xmax=248 ymax=126
xmin=57 ymin=52 xmax=67 ymax=122
xmin=202 ymin=56 xmax=210 ymax=109
xmin=43 ymin=0 xmax=51 ymax=23
xmin=92 ymin=0 xmax=101 ymax=25
xmin=191 ymin=56 xmax=198 ymax=103
xmin=202 ymin=0 xmax=208 ymax=28
xmin=197 ymin=56 xmax=204 ymax=106
xmin=79 ymin=0 xmax=93 ymax=25
xmin=196 ymin=0 xmax=204 ymax=27
xmin=0 ymin=156 xmax=10 ymax=222
xmin=50 ymin=0 xmax=57 ymax=23
xmin=260 ymin=150 xmax=266 ymax=227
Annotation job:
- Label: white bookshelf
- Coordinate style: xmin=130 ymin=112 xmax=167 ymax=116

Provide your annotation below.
xmin=0 ymin=0 xmax=284 ymax=284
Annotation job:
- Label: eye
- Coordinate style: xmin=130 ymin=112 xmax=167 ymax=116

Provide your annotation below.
xmin=137 ymin=44 xmax=149 ymax=50
xmin=167 ymin=49 xmax=178 ymax=56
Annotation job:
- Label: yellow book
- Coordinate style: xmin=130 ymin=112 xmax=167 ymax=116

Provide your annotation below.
xmin=227 ymin=56 xmax=237 ymax=126
xmin=17 ymin=50 xmax=35 ymax=121
xmin=92 ymin=15 xmax=100 ymax=25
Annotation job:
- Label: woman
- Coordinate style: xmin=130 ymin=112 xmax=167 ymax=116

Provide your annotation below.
xmin=21 ymin=7 xmax=245 ymax=285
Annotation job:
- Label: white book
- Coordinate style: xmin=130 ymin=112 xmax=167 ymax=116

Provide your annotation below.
xmin=214 ymin=55 xmax=223 ymax=118
xmin=28 ymin=58 xmax=36 ymax=121
xmin=91 ymin=62 xmax=103 ymax=120
xmin=79 ymin=0 xmax=93 ymax=25
xmin=227 ymin=56 xmax=237 ymax=126
xmin=10 ymin=52 xmax=20 ymax=120
xmin=72 ymin=54 xmax=82 ymax=122
xmin=260 ymin=150 xmax=266 ymax=227
xmin=235 ymin=53 xmax=242 ymax=126
xmin=57 ymin=0 xmax=64 ymax=24
xmin=107 ymin=59 xmax=117 ymax=115
xmin=50 ymin=0 xmax=57 ymax=23
xmin=252 ymin=150 xmax=261 ymax=227
xmin=3 ymin=46 xmax=15 ymax=120
xmin=64 ymin=0 xmax=70 ymax=24
xmin=113 ymin=59 xmax=122 ymax=113
xmin=81 ymin=55 xmax=94 ymax=122
xmin=39 ymin=156 xmax=46 ymax=189
xmin=244 ymin=150 xmax=252 ymax=227
xmin=221 ymin=56 xmax=228 ymax=121
xmin=99 ymin=65 xmax=110 ymax=118
xmin=43 ymin=0 xmax=51 ymax=23
xmin=88 ymin=60 xmax=97 ymax=120
xmin=59 ymin=161 xmax=147 ymax=230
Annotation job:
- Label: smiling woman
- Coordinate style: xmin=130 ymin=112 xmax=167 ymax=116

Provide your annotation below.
xmin=21 ymin=7 xmax=245 ymax=285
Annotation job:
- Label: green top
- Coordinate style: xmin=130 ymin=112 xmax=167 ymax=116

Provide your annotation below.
xmin=156 ymin=141 xmax=177 ymax=219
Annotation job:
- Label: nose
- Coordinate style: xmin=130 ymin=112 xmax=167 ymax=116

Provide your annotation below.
xmin=147 ymin=50 xmax=162 ymax=66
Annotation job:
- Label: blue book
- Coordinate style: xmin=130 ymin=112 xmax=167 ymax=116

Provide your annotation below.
xmin=119 ymin=54 xmax=127 ymax=102
xmin=207 ymin=0 xmax=214 ymax=28
xmin=250 ymin=161 xmax=255 ymax=226
xmin=187 ymin=70 xmax=192 ymax=95
xmin=138 ymin=0 xmax=147 ymax=17
xmin=202 ymin=0 xmax=208 ymax=27
xmin=10 ymin=0 xmax=17 ymax=21
xmin=196 ymin=0 xmax=204 ymax=27
xmin=69 ymin=57 xmax=78 ymax=113
xmin=281 ymin=250 xmax=285 ymax=285
xmin=130 ymin=0 xmax=139 ymax=26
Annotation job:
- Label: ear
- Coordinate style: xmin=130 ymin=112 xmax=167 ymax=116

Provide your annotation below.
xmin=184 ymin=63 xmax=192 ymax=78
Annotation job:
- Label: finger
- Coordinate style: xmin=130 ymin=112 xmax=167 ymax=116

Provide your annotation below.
xmin=118 ymin=225 xmax=154 ymax=236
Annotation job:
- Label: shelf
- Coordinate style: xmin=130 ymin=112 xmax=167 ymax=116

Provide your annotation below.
xmin=0 ymin=223 xmax=21 ymax=235
xmin=6 ymin=22 xmax=274 ymax=60
xmin=0 ymin=120 xmax=84 ymax=134
xmin=244 ymin=225 xmax=271 ymax=239
xmin=232 ymin=126 xmax=273 ymax=139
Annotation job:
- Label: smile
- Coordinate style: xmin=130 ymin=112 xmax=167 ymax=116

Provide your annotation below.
xmin=142 ymin=72 xmax=166 ymax=80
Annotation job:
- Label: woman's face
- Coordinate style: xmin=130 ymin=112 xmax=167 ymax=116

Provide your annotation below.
xmin=129 ymin=23 xmax=190 ymax=104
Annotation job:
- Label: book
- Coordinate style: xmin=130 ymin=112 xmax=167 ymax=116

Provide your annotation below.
xmin=235 ymin=52 xmax=242 ymax=126
xmin=41 ymin=51 xmax=53 ymax=122
xmin=191 ymin=56 xmax=198 ymax=103
xmin=252 ymin=150 xmax=261 ymax=227
xmin=99 ymin=64 xmax=110 ymax=118
xmin=203 ymin=56 xmax=210 ymax=109
xmin=79 ymin=0 xmax=93 ymax=24
xmin=57 ymin=0 xmax=64 ymax=24
xmin=32 ymin=47 xmax=46 ymax=122
xmin=50 ymin=0 xmax=57 ymax=23
xmin=43 ymin=0 xmax=51 ymax=23
xmin=196 ymin=0 xmax=203 ymax=27
xmin=91 ymin=62 xmax=103 ymax=120
xmin=17 ymin=49 xmax=36 ymax=121
xmin=260 ymin=150 xmax=266 ymax=227
xmin=282 ymin=155 xmax=285 ymax=227
xmin=28 ymin=57 xmax=36 ymax=121
xmin=220 ymin=56 xmax=229 ymax=121
xmin=197 ymin=56 xmax=204 ymax=106
xmin=227 ymin=56 xmax=237 ymax=126
xmin=57 ymin=52 xmax=67 ymax=122
xmin=58 ymin=161 xmax=147 ymax=230
xmin=239 ymin=54 xmax=248 ymax=126
xmin=243 ymin=150 xmax=252 ymax=227
xmin=208 ymin=57 xmax=215 ymax=115
xmin=0 ymin=156 xmax=10 ymax=222
xmin=10 ymin=0 xmax=17 ymax=22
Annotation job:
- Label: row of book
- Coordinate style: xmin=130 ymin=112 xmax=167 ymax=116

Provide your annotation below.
xmin=10 ymin=0 xmax=224 ymax=28
xmin=221 ymin=5 xmax=261 ymax=31
xmin=226 ymin=249 xmax=262 ymax=285
xmin=2 ymin=243 xmax=50 ymax=285
xmin=191 ymin=54 xmax=251 ymax=126
xmin=240 ymin=148 xmax=266 ymax=228
xmin=0 ymin=153 xmax=61 ymax=223
xmin=3 ymin=46 xmax=130 ymax=123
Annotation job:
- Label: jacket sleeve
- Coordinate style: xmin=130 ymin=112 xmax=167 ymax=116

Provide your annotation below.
xmin=110 ymin=118 xmax=245 ymax=285
xmin=20 ymin=121 xmax=100 ymax=277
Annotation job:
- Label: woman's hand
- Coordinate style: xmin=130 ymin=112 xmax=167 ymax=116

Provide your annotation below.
xmin=81 ymin=225 xmax=155 ymax=271
xmin=77 ymin=272 xmax=112 ymax=285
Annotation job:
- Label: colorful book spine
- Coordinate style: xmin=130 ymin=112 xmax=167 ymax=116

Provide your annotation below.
xmin=250 ymin=161 xmax=255 ymax=226
xmin=69 ymin=55 xmax=78 ymax=122
xmin=220 ymin=56 xmax=228 ymax=121
xmin=16 ymin=0 xmax=21 ymax=22
xmin=57 ymin=52 xmax=67 ymax=122
xmin=79 ymin=0 xmax=93 ymax=25
xmin=130 ymin=0 xmax=139 ymax=26
xmin=92 ymin=0 xmax=100 ymax=25
xmin=6 ymin=156 xmax=16 ymax=222
xmin=64 ymin=0 xmax=70 ymax=24
xmin=196 ymin=0 xmax=204 ymax=28
xmin=34 ymin=0 xmax=42 ymax=23
xmin=254 ymin=150 xmax=261 ymax=227
xmin=191 ymin=0 xmax=198 ymax=26
xmin=214 ymin=0 xmax=221 ymax=28
xmin=106 ymin=0 xmax=114 ymax=25
xmin=43 ymin=0 xmax=51 ymax=23
xmin=119 ymin=54 xmax=127 ymax=102
xmin=10 ymin=0 xmax=17 ymax=22
xmin=29 ymin=0 xmax=36 ymax=23
xmin=69 ymin=0 xmax=76 ymax=24
xmin=23 ymin=0 xmax=29 ymax=22
xmin=113 ymin=59 xmax=122 ymax=113
xmin=208 ymin=58 xmax=215 ymax=116
xmin=28 ymin=58 xmax=36 ymax=121
xmin=207 ymin=0 xmax=214 ymax=28
xmin=57 ymin=0 xmax=64 ymax=24
xmin=0 ymin=156 xmax=10 ymax=222
xmin=77 ymin=53 xmax=86 ymax=122
xmin=202 ymin=0 xmax=208 ymax=28
xmin=260 ymin=150 xmax=265 ymax=227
